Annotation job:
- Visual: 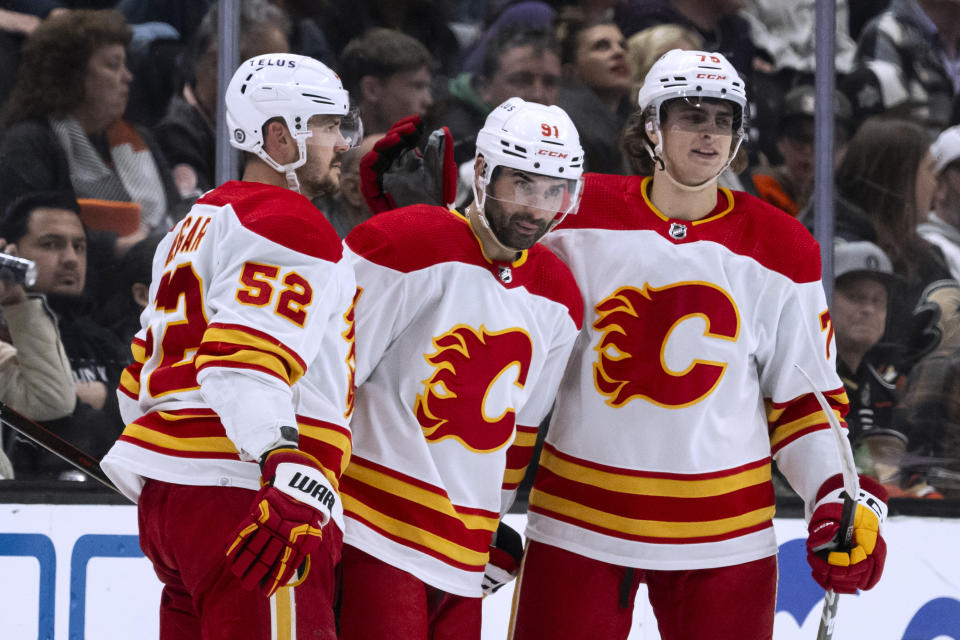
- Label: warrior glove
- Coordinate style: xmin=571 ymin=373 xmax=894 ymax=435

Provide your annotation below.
xmin=806 ymin=473 xmax=889 ymax=594
xmin=482 ymin=520 xmax=524 ymax=596
xmin=225 ymin=447 xmax=337 ymax=597
xmin=359 ymin=114 xmax=457 ymax=213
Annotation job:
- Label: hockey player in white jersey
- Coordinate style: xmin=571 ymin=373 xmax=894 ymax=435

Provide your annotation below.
xmin=510 ymin=49 xmax=890 ymax=640
xmin=100 ymin=54 xmax=360 ymax=640
xmin=337 ymin=98 xmax=584 ymax=640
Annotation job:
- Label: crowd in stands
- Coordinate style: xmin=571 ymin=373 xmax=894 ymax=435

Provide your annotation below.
xmin=0 ymin=0 xmax=959 ymax=503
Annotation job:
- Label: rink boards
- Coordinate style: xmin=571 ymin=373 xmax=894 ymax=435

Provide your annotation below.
xmin=0 ymin=504 xmax=958 ymax=640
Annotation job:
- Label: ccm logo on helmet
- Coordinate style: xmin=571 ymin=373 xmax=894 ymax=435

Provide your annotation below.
xmin=537 ymin=149 xmax=568 ymax=158
xmin=696 ymin=73 xmax=727 ymax=80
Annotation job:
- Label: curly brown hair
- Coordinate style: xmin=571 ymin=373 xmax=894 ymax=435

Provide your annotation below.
xmin=3 ymin=9 xmax=131 ymax=126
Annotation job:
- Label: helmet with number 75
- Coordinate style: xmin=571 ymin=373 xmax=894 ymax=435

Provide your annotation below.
xmin=473 ymin=98 xmax=585 ymax=233
xmin=637 ymin=49 xmax=747 ymax=184
xmin=225 ymin=54 xmax=361 ymax=176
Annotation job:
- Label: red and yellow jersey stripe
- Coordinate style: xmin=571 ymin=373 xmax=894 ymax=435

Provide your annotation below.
xmin=341 ymin=455 xmax=499 ymax=572
xmin=529 ymin=443 xmax=775 ymax=544
xmin=116 ymin=409 xmax=350 ymax=486
xmin=502 ymin=424 xmax=539 ymax=492
xmin=768 ymin=387 xmax=849 ymax=455
xmin=197 ymin=322 xmax=308 ymax=387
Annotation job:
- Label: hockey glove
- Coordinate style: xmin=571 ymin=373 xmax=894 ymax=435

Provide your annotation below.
xmin=482 ymin=520 xmax=524 ymax=596
xmin=225 ymin=447 xmax=337 ymax=597
xmin=359 ymin=114 xmax=457 ymax=213
xmin=806 ymin=474 xmax=889 ymax=594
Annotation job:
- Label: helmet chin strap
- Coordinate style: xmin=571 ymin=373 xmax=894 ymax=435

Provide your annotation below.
xmin=646 ymin=120 xmax=745 ymax=193
xmin=259 ymin=135 xmax=310 ymax=194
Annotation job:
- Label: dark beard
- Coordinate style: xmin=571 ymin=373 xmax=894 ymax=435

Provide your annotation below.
xmin=488 ymin=210 xmax=550 ymax=250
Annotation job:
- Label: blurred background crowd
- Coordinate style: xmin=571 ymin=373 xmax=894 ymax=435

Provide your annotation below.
xmin=0 ymin=0 xmax=959 ymax=506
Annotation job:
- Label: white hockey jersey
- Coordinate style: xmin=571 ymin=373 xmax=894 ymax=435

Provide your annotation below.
xmin=101 ymin=182 xmax=357 ymax=527
xmin=341 ymin=205 xmax=582 ymax=597
xmin=527 ymin=174 xmax=850 ymax=570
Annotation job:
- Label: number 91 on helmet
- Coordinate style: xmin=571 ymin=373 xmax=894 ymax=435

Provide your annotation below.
xmin=474 ymin=98 xmax=585 ymax=234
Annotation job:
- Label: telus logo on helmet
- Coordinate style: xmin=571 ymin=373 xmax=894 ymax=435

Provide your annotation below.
xmin=254 ymin=57 xmax=297 ymax=68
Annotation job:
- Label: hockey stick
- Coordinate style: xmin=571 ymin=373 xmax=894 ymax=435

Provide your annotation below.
xmin=793 ymin=364 xmax=859 ymax=640
xmin=0 ymin=400 xmax=123 ymax=496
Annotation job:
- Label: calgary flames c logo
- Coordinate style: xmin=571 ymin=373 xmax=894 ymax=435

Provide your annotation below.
xmin=415 ymin=325 xmax=533 ymax=452
xmin=593 ymin=282 xmax=740 ymax=408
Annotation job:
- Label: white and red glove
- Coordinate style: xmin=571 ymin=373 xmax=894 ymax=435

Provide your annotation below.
xmin=359 ymin=114 xmax=457 ymax=213
xmin=225 ymin=447 xmax=337 ymax=597
xmin=482 ymin=520 xmax=524 ymax=596
xmin=806 ymin=474 xmax=889 ymax=594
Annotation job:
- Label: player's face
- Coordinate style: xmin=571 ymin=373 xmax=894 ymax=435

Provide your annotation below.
xmin=832 ymin=277 xmax=888 ymax=355
xmin=660 ymin=99 xmax=735 ymax=185
xmin=298 ymin=114 xmax=351 ymax=199
xmin=485 ymin=168 xmax=569 ymax=249
xmin=16 ymin=208 xmax=87 ymax=297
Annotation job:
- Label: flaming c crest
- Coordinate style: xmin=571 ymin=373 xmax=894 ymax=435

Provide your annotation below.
xmin=415 ymin=325 xmax=533 ymax=452
xmin=593 ymin=282 xmax=740 ymax=408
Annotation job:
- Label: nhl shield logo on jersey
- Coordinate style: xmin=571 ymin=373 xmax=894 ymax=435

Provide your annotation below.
xmin=414 ymin=325 xmax=533 ymax=452
xmin=592 ymin=283 xmax=740 ymax=407
xmin=669 ymin=222 xmax=687 ymax=239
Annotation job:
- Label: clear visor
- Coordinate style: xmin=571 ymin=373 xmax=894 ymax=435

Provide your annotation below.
xmin=661 ymin=97 xmax=738 ymax=136
xmin=485 ymin=168 xmax=583 ymax=223
xmin=305 ymin=108 xmax=364 ymax=150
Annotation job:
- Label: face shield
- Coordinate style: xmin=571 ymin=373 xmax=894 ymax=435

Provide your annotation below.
xmin=660 ymin=97 xmax=739 ymax=136
xmin=483 ymin=166 xmax=584 ymax=228
xmin=305 ymin=108 xmax=364 ymax=150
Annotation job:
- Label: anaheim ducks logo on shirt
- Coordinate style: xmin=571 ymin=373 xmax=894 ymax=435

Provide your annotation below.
xmin=415 ymin=325 xmax=533 ymax=452
xmin=593 ymin=282 xmax=740 ymax=408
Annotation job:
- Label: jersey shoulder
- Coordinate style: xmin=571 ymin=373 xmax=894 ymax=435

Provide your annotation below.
xmin=557 ymin=173 xmax=643 ymax=231
xmin=198 ymin=181 xmax=342 ymax=260
xmin=345 ymin=205 xmax=479 ymax=272
xmin=524 ymin=244 xmax=585 ymax=329
xmin=723 ymin=190 xmax=822 ymax=283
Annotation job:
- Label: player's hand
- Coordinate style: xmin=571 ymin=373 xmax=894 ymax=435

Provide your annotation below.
xmin=806 ymin=474 xmax=889 ymax=594
xmin=359 ymin=114 xmax=456 ymax=213
xmin=482 ymin=520 xmax=524 ymax=596
xmin=225 ymin=447 xmax=337 ymax=597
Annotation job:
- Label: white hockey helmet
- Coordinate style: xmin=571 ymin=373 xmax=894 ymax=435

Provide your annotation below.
xmin=225 ymin=54 xmax=361 ymax=176
xmin=637 ymin=49 xmax=747 ymax=187
xmin=473 ymin=97 xmax=584 ymax=227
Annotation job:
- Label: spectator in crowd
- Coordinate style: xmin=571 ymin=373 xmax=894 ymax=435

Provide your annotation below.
xmin=919 ymin=125 xmax=960 ymax=279
xmin=431 ymin=26 xmax=560 ymax=166
xmin=153 ymin=0 xmax=291 ymax=198
xmin=97 ymin=233 xmax=161 ymax=346
xmin=813 ymin=117 xmax=951 ymax=344
xmin=855 ymin=0 xmax=960 ymax=136
xmin=626 ymin=23 xmax=703 ymax=107
xmin=340 ymin=28 xmax=435 ymax=136
xmin=740 ymin=0 xmax=857 ymax=163
xmin=555 ymin=11 xmax=633 ymax=174
xmin=313 ymin=132 xmax=385 ymax=238
xmin=897 ymin=279 xmax=960 ymax=499
xmin=460 ymin=0 xmax=555 ymax=73
xmin=0 ymin=4 xmax=66 ymax=112
xmin=614 ymin=0 xmax=760 ymax=78
xmin=751 ymin=85 xmax=854 ymax=217
xmin=0 ymin=9 xmax=185 ymax=241
xmin=831 ymin=240 xmax=902 ymax=444
xmin=0 ymin=191 xmax=129 ymax=481
xmin=0 ymin=234 xmax=77 ymax=480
